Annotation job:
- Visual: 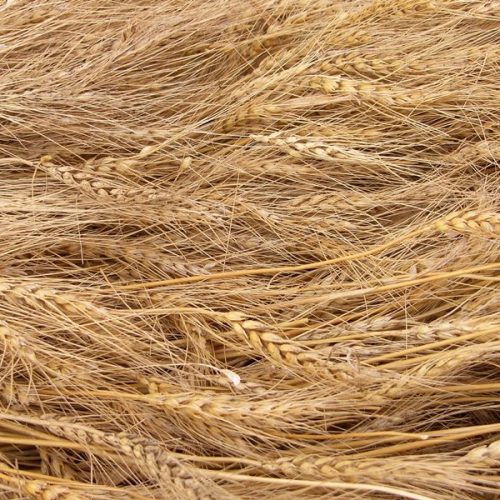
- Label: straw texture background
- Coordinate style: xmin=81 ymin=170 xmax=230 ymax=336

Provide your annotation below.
xmin=0 ymin=0 xmax=499 ymax=498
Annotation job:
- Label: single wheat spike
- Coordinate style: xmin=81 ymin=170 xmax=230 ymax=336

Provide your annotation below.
xmin=322 ymin=45 xmax=500 ymax=78
xmin=264 ymin=455 xmax=447 ymax=484
xmin=0 ymin=280 xmax=106 ymax=318
xmin=78 ymin=144 xmax=160 ymax=176
xmin=0 ymin=322 xmax=38 ymax=364
xmin=117 ymin=246 xmax=215 ymax=278
xmin=299 ymin=316 xmax=405 ymax=341
xmin=460 ymin=439 xmax=500 ymax=466
xmin=286 ymin=191 xmax=363 ymax=211
xmin=434 ymin=211 xmax=500 ymax=236
xmin=252 ymin=20 xmax=370 ymax=78
xmin=251 ymin=132 xmax=379 ymax=165
xmin=418 ymin=344 xmax=494 ymax=379
xmin=326 ymin=27 xmax=371 ymax=47
xmin=222 ymin=312 xmax=353 ymax=380
xmin=375 ymin=344 xmax=496 ymax=399
xmin=32 ymin=415 xmax=215 ymax=500
xmin=236 ymin=63 xmax=316 ymax=97
xmin=449 ymin=141 xmax=500 ymax=163
xmin=39 ymin=156 xmax=167 ymax=202
xmin=0 ymin=322 xmax=87 ymax=385
xmin=60 ymin=240 xmax=214 ymax=280
xmin=13 ymin=477 xmax=126 ymax=499
xmin=19 ymin=480 xmax=86 ymax=500
xmin=410 ymin=319 xmax=485 ymax=341
xmin=320 ymin=53 xmax=411 ymax=77
xmin=81 ymin=156 xmax=138 ymax=176
xmin=300 ymin=75 xmax=423 ymax=106
xmin=140 ymin=376 xmax=300 ymax=430
xmin=301 ymin=318 xmax=483 ymax=344
xmin=346 ymin=0 xmax=435 ymax=24
xmin=221 ymin=104 xmax=283 ymax=133
xmin=252 ymin=48 xmax=305 ymax=77
xmin=0 ymin=380 xmax=38 ymax=407
xmin=239 ymin=8 xmax=313 ymax=59
xmin=39 ymin=448 xmax=79 ymax=481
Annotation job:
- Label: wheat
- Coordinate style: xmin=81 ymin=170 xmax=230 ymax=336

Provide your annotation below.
xmin=435 ymin=211 xmax=500 ymax=235
xmin=266 ymin=455 xmax=442 ymax=483
xmin=0 ymin=322 xmax=89 ymax=387
xmin=15 ymin=414 xmax=216 ymax=499
xmin=138 ymin=375 xmax=359 ymax=436
xmin=0 ymin=381 xmax=38 ymax=408
xmin=0 ymin=281 xmax=105 ymax=318
xmin=39 ymin=157 xmax=168 ymax=203
xmin=0 ymin=0 xmax=498 ymax=498
xmin=0 ymin=474 xmax=130 ymax=499
xmin=461 ymin=438 xmax=500 ymax=465
xmin=221 ymin=312 xmax=354 ymax=380
xmin=39 ymin=448 xmax=79 ymax=481
xmin=221 ymin=104 xmax=283 ymax=133
xmin=252 ymin=132 xmax=381 ymax=165
xmin=348 ymin=0 xmax=436 ymax=22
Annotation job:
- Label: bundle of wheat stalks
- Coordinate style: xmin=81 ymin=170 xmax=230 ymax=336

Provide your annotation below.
xmin=0 ymin=0 xmax=499 ymax=498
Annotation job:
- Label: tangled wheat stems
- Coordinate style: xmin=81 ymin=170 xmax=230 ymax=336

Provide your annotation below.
xmin=0 ymin=0 xmax=499 ymax=498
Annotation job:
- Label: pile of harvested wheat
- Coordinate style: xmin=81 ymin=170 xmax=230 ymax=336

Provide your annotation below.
xmin=0 ymin=0 xmax=499 ymax=498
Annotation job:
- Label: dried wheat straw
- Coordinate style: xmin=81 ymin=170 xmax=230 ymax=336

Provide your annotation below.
xmin=0 ymin=0 xmax=498 ymax=498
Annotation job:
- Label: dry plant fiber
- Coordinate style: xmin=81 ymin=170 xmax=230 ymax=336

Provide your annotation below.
xmin=0 ymin=0 xmax=499 ymax=498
